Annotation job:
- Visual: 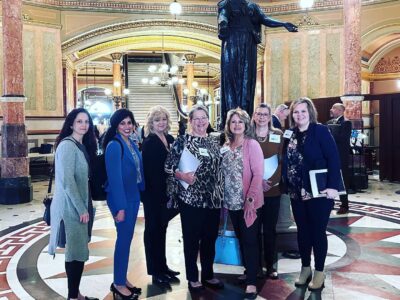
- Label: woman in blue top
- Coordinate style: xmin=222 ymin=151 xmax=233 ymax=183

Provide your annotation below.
xmin=103 ymin=109 xmax=144 ymax=300
xmin=284 ymin=97 xmax=342 ymax=292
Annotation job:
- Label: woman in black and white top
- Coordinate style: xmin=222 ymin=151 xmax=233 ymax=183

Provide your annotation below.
xmin=165 ymin=105 xmax=224 ymax=292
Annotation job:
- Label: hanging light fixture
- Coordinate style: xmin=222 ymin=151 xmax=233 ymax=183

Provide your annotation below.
xmin=141 ymin=34 xmax=184 ymax=87
xmin=169 ymin=0 xmax=182 ymax=16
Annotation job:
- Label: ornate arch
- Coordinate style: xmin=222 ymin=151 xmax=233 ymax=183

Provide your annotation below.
xmin=62 ymin=19 xmax=265 ymax=67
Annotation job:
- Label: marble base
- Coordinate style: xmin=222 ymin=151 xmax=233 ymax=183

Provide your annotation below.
xmin=0 ymin=176 xmax=32 ymax=204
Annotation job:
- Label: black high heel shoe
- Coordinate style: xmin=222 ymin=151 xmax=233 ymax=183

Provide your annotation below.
xmin=110 ymin=283 xmax=137 ymax=300
xmin=126 ymin=285 xmax=141 ymax=295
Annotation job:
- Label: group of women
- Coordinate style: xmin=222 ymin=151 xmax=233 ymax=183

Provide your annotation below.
xmin=48 ymin=96 xmax=342 ymax=300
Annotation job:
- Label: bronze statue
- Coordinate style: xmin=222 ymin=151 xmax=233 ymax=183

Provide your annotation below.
xmin=218 ymin=0 xmax=297 ymax=127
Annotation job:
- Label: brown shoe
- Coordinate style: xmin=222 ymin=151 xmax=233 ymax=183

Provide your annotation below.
xmin=337 ymin=207 xmax=349 ymax=215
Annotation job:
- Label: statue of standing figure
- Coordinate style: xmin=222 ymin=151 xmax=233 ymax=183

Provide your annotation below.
xmin=218 ymin=0 xmax=298 ymax=127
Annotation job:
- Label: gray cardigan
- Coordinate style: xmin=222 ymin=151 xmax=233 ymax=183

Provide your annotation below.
xmin=48 ymin=138 xmax=90 ymax=262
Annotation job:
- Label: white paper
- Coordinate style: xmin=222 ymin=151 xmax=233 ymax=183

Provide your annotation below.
xmin=263 ymin=154 xmax=278 ymax=180
xmin=178 ymin=147 xmax=201 ymax=189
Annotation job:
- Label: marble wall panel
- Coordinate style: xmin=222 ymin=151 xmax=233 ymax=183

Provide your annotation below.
xmin=326 ymin=32 xmax=341 ymax=97
xmin=288 ymin=37 xmax=302 ymax=101
xmin=43 ymin=32 xmax=57 ymax=111
xmin=23 ymin=30 xmax=37 ymax=110
xmin=307 ymin=34 xmax=321 ymax=99
xmin=270 ymin=38 xmax=284 ymax=108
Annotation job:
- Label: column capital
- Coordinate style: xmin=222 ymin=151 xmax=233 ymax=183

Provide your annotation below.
xmin=111 ymin=53 xmax=123 ymax=63
xmin=341 ymin=95 xmax=364 ymax=102
xmin=185 ymin=53 xmax=196 ymax=64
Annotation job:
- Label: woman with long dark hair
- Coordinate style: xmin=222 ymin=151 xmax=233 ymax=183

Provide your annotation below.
xmin=103 ymin=109 xmax=144 ymax=300
xmin=48 ymin=108 xmax=98 ymax=300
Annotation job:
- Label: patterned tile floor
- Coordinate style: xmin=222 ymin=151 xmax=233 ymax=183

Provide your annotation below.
xmin=0 ymin=178 xmax=399 ymax=300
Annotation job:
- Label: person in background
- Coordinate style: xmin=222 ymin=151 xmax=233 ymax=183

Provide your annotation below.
xmin=48 ymin=108 xmax=98 ymax=300
xmin=141 ymin=106 xmax=179 ymax=287
xmin=284 ymin=97 xmax=342 ymax=291
xmin=165 ymin=105 xmax=224 ymax=292
xmin=252 ymin=103 xmax=284 ymax=280
xmin=327 ymin=103 xmax=352 ymax=214
xmin=221 ymin=108 xmax=264 ymax=299
xmin=103 ymin=109 xmax=144 ymax=300
xmin=272 ymin=104 xmax=290 ymax=130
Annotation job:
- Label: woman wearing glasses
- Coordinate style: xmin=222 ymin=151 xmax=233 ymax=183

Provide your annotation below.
xmin=252 ymin=103 xmax=284 ymax=280
xmin=165 ymin=105 xmax=224 ymax=292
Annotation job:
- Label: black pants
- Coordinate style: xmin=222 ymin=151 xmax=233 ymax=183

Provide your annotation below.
xmin=341 ymin=160 xmax=350 ymax=208
xmin=143 ymin=199 xmax=178 ymax=276
xmin=179 ymin=201 xmax=220 ymax=282
xmin=291 ymin=198 xmax=334 ymax=271
xmin=259 ymin=196 xmax=280 ymax=272
xmin=65 ymin=260 xmax=84 ymax=299
xmin=229 ymin=209 xmax=260 ymax=285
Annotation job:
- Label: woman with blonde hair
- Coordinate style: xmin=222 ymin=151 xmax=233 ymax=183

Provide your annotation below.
xmin=141 ymin=105 xmax=179 ymax=286
xmin=221 ymin=108 xmax=264 ymax=299
xmin=284 ymin=97 xmax=341 ymax=291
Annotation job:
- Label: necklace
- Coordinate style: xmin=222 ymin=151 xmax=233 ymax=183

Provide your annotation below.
xmin=256 ymin=135 xmax=268 ymax=143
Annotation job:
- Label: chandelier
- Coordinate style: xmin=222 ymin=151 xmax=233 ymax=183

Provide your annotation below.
xmin=141 ymin=34 xmax=185 ymax=87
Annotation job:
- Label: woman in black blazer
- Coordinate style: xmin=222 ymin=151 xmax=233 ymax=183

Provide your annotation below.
xmin=284 ymin=97 xmax=342 ymax=292
xmin=141 ymin=106 xmax=179 ymax=286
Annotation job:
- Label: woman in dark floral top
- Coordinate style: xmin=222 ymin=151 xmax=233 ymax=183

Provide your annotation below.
xmin=165 ymin=105 xmax=224 ymax=292
xmin=284 ymin=97 xmax=342 ymax=292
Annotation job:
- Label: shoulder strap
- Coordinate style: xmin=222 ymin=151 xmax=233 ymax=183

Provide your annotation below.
xmin=111 ymin=138 xmax=124 ymax=159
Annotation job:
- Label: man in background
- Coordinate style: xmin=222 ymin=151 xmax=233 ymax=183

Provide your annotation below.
xmin=327 ymin=103 xmax=352 ymax=214
xmin=272 ymin=104 xmax=289 ymax=129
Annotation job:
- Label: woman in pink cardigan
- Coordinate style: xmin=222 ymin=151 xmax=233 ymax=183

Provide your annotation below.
xmin=221 ymin=108 xmax=264 ymax=299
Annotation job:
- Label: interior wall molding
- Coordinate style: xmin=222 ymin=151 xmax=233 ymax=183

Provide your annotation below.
xmin=23 ymin=0 xmax=398 ymax=15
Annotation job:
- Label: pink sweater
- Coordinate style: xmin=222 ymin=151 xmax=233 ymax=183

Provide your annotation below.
xmin=242 ymin=138 xmax=264 ymax=211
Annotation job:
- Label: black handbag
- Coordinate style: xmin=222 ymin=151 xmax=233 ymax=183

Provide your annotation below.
xmin=43 ymin=163 xmax=54 ymax=226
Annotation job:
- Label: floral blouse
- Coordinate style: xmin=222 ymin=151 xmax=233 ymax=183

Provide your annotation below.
xmin=165 ymin=134 xmax=223 ymax=209
xmin=221 ymin=145 xmax=244 ymax=210
xmin=286 ymin=130 xmax=313 ymax=201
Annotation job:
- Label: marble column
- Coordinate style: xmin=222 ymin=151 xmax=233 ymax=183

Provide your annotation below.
xmin=342 ymin=0 xmax=363 ymax=121
xmin=73 ymin=70 xmax=78 ymax=108
xmin=111 ymin=53 xmax=122 ymax=109
xmin=185 ymin=53 xmax=196 ymax=109
xmin=0 ymin=0 xmax=32 ymax=204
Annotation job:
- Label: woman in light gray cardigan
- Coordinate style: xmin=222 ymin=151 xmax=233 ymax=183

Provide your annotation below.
xmin=48 ymin=108 xmax=98 ymax=300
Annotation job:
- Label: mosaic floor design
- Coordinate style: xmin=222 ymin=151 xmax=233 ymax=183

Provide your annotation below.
xmin=0 ymin=198 xmax=399 ymax=300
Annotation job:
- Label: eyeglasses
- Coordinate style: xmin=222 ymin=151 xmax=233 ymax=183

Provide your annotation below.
xmin=255 ymin=113 xmax=269 ymax=117
xmin=192 ymin=116 xmax=208 ymax=122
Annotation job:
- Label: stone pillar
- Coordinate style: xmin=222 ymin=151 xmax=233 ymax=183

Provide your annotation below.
xmin=0 ymin=0 xmax=33 ymax=204
xmin=111 ymin=53 xmax=122 ymax=97
xmin=73 ymin=70 xmax=78 ymax=108
xmin=185 ymin=53 xmax=196 ymax=109
xmin=62 ymin=59 xmax=68 ymax=117
xmin=342 ymin=0 xmax=364 ymax=120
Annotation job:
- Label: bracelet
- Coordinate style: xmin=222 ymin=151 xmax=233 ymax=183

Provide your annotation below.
xmin=246 ymin=197 xmax=254 ymax=203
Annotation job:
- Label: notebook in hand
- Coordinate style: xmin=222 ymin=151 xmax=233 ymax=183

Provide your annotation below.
xmin=309 ymin=169 xmax=346 ymax=198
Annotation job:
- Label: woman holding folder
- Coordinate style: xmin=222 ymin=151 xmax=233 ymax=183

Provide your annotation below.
xmin=252 ymin=103 xmax=284 ymax=280
xmin=165 ymin=105 xmax=224 ymax=292
xmin=284 ymin=97 xmax=342 ymax=291
xmin=221 ymin=108 xmax=264 ymax=299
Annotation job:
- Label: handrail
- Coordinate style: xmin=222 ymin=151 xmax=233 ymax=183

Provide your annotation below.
xmin=164 ymin=53 xmax=188 ymax=120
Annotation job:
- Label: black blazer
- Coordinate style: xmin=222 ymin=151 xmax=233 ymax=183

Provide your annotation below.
xmin=141 ymin=133 xmax=175 ymax=203
xmin=284 ymin=123 xmax=343 ymax=195
xmin=327 ymin=115 xmax=352 ymax=168
xmin=272 ymin=115 xmax=282 ymax=129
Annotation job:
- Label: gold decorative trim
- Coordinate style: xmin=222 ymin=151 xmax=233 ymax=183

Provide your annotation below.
xmin=76 ymin=35 xmax=221 ymax=61
xmin=62 ymin=19 xmax=264 ymax=57
xmin=363 ymin=71 xmax=400 ymax=81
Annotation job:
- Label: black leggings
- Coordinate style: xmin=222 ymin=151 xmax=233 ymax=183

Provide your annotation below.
xmin=65 ymin=260 xmax=84 ymax=299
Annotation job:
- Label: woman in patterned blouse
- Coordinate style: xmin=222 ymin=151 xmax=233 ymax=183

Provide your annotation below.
xmin=165 ymin=105 xmax=224 ymax=292
xmin=221 ymin=108 xmax=264 ymax=299
xmin=285 ymin=97 xmax=342 ymax=291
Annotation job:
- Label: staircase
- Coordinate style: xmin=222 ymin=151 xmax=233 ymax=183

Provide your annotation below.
xmin=126 ymin=62 xmax=179 ymax=136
